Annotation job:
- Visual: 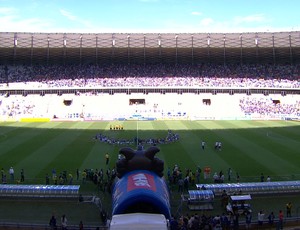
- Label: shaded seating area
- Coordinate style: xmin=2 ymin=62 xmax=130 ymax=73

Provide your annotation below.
xmin=196 ymin=181 xmax=300 ymax=196
xmin=0 ymin=184 xmax=80 ymax=198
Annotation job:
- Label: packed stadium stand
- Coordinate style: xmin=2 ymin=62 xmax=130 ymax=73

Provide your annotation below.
xmin=0 ymin=32 xmax=299 ymax=122
xmin=0 ymin=32 xmax=299 ymax=121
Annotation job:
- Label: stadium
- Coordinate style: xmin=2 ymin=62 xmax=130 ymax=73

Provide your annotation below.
xmin=1 ymin=32 xmax=299 ymax=121
xmin=0 ymin=31 xmax=300 ymax=229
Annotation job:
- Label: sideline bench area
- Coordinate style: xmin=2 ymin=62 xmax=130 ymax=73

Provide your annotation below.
xmin=196 ymin=181 xmax=300 ymax=196
xmin=0 ymin=184 xmax=80 ymax=198
xmin=181 ymin=190 xmax=215 ymax=211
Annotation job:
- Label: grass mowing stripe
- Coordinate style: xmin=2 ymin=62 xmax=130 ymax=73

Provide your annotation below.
xmin=10 ymin=122 xmax=89 ymax=181
xmin=0 ymin=121 xmax=61 ymax=153
xmin=147 ymin=121 xmax=167 ymax=163
xmin=179 ymin=121 xmax=232 ymax=172
xmin=0 ymin=122 xmax=30 ymax=142
xmin=248 ymin=126 xmax=300 ymax=166
xmin=0 ymin=125 xmax=29 ymax=147
xmin=80 ymin=142 xmax=114 ymax=172
xmin=226 ymin=120 xmax=300 ymax=172
xmin=158 ymin=121 xmax=229 ymax=176
xmin=160 ymin=142 xmax=195 ymax=173
xmin=161 ymin=121 xmax=194 ymax=170
xmin=215 ymin=121 xmax=299 ymax=178
xmin=195 ymin=121 xmax=266 ymax=179
xmin=266 ymin=125 xmax=300 ymax=144
xmin=1 ymin=120 xmax=299 ymax=183
xmin=0 ymin=122 xmax=72 ymax=166
xmin=284 ymin=121 xmax=300 ymax=136
xmin=1 ymin=120 xmax=300 ymax=226
xmin=34 ymin=122 xmax=99 ymax=180
xmin=0 ymin=199 xmax=102 ymax=226
xmin=80 ymin=122 xmax=115 ymax=171
xmin=0 ymin=122 xmax=71 ymax=155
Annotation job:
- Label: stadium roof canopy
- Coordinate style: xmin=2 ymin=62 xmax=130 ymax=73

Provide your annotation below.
xmin=0 ymin=31 xmax=300 ymax=65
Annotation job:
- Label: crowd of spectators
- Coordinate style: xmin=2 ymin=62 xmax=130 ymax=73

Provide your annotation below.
xmin=170 ymin=212 xmax=229 ymax=230
xmin=170 ymin=209 xmax=286 ymax=230
xmin=1 ymin=63 xmax=299 ymax=119
xmin=0 ymin=97 xmax=36 ymax=117
xmin=239 ymin=97 xmax=300 ymax=116
xmin=0 ymin=63 xmax=299 ymax=88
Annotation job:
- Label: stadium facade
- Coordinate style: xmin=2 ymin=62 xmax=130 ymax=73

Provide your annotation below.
xmin=0 ymin=31 xmax=300 ymax=65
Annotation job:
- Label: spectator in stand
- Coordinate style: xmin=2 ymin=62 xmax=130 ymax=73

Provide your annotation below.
xmin=49 ymin=215 xmax=57 ymax=230
xmin=169 ymin=215 xmax=178 ymax=230
xmin=177 ymin=177 xmax=184 ymax=194
xmin=9 ymin=167 xmax=14 ymax=182
xmin=61 ymin=214 xmax=67 ymax=230
xmin=245 ymin=211 xmax=252 ymax=229
xmin=79 ymin=220 xmax=84 ymax=230
xmin=286 ymin=202 xmax=292 ymax=217
xmin=268 ymin=211 xmax=275 ymax=227
xmin=20 ymin=169 xmax=25 ymax=182
xmin=45 ymin=173 xmax=50 ymax=185
xmin=260 ymin=173 xmax=265 ymax=182
xmin=278 ymin=210 xmax=284 ymax=229
xmin=105 ymin=153 xmax=110 ymax=165
xmin=257 ymin=210 xmax=265 ymax=226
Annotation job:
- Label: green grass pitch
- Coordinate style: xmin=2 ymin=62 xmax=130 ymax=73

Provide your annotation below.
xmin=1 ymin=120 xmax=300 ymax=226
xmin=0 ymin=120 xmax=299 ymax=184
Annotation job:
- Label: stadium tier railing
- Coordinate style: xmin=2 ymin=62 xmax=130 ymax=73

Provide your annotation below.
xmin=0 ymin=184 xmax=80 ymax=198
xmin=196 ymin=181 xmax=300 ymax=196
